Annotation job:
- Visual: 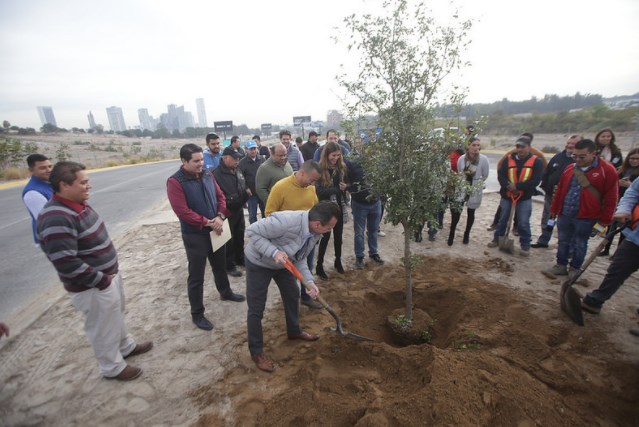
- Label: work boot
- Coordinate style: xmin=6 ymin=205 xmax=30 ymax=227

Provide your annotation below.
xmin=369 ymin=254 xmax=384 ymax=265
xmin=543 ymin=264 xmax=568 ymax=276
xmin=355 ymin=257 xmax=365 ymax=269
xmin=447 ymin=230 xmax=455 ymax=246
xmin=487 ymin=240 xmax=498 ymax=248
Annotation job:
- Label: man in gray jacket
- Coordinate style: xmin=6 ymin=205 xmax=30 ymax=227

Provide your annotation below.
xmin=245 ymin=201 xmax=341 ymax=373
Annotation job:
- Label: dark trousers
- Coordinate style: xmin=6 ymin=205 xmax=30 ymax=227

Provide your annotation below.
xmin=584 ymin=239 xmax=639 ymax=308
xmin=246 ymin=258 xmax=302 ymax=356
xmin=225 ymin=210 xmax=245 ymax=271
xmin=182 ymin=233 xmax=232 ymax=316
xmin=317 ymin=212 xmax=344 ymax=266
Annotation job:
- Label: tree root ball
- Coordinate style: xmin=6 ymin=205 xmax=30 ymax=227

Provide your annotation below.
xmin=386 ymin=307 xmax=435 ymax=346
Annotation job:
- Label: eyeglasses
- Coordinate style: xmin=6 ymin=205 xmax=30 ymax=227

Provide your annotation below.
xmin=571 ymin=154 xmax=590 ymax=159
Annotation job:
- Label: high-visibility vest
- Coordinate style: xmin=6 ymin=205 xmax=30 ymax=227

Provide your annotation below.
xmin=507 ymin=155 xmax=538 ymax=184
xmin=631 ymin=204 xmax=639 ymax=230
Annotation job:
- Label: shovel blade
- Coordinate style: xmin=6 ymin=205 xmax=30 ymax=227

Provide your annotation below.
xmin=560 ymin=280 xmax=584 ymax=326
xmin=498 ymin=236 xmax=515 ymax=254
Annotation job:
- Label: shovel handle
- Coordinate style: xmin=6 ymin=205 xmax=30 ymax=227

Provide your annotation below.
xmin=283 ymin=259 xmax=329 ymax=307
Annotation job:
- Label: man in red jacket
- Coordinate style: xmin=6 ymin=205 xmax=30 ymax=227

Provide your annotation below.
xmin=543 ymin=139 xmax=618 ymax=278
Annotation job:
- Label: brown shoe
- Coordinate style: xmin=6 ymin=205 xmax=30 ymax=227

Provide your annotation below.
xmin=105 ymin=365 xmax=142 ymax=381
xmin=251 ymin=354 xmax=275 ymax=373
xmin=288 ymin=331 xmax=320 ymax=341
xmin=124 ymin=341 xmax=153 ymax=359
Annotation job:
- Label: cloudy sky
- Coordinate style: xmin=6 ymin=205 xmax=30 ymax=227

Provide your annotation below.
xmin=1 ymin=0 xmax=638 ymax=130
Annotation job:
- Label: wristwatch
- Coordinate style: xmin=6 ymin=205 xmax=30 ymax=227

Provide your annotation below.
xmin=217 ymin=213 xmax=226 ymax=221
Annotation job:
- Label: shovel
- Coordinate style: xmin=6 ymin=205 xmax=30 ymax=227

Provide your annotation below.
xmin=283 ymin=259 xmax=373 ymax=342
xmin=560 ymin=224 xmax=627 ymax=326
xmin=498 ymin=192 xmax=522 ymax=254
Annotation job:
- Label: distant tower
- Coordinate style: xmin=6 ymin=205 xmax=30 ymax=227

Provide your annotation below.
xmin=37 ymin=106 xmax=57 ymax=127
xmin=326 ymin=110 xmax=343 ymax=129
xmin=196 ymin=98 xmax=207 ymax=128
xmin=106 ymin=106 xmax=127 ymax=132
xmin=138 ymin=108 xmax=153 ymax=131
xmin=87 ymin=111 xmax=97 ymax=129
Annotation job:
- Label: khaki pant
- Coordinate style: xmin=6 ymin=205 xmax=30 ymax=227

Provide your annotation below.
xmin=70 ymin=273 xmax=136 ymax=377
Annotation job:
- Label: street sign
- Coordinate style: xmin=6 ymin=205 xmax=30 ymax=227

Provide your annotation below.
xmin=214 ymin=121 xmax=233 ymax=132
xmin=293 ymin=116 xmax=311 ymax=126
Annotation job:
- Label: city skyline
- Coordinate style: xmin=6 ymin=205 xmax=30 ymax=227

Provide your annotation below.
xmin=1 ymin=0 xmax=638 ymax=130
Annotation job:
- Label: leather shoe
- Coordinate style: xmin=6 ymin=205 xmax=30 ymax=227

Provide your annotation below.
xmin=251 ymin=353 xmax=275 ymax=373
xmin=288 ymin=331 xmax=320 ymax=341
xmin=105 ymin=365 xmax=142 ymax=381
xmin=227 ymin=269 xmax=242 ymax=277
xmin=334 ymin=259 xmax=345 ymax=274
xmin=531 ymin=243 xmax=549 ymax=248
xmin=192 ymin=315 xmax=214 ymax=331
xmin=221 ymin=292 xmax=246 ymax=302
xmin=301 ymin=298 xmax=323 ymax=309
xmin=369 ymin=254 xmax=384 ymax=265
xmin=124 ymin=341 xmax=153 ymax=359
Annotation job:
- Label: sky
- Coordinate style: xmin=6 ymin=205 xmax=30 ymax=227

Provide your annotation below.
xmin=1 ymin=0 xmax=638 ymax=130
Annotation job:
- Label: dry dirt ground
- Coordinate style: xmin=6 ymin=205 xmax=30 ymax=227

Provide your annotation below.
xmin=1 ymin=191 xmax=638 ymax=426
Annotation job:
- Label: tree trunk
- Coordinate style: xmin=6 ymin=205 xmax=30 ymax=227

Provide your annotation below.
xmin=403 ymin=224 xmax=413 ymax=320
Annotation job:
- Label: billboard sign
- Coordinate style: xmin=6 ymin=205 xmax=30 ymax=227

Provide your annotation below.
xmin=214 ymin=120 xmax=233 ymax=132
xmin=293 ymin=116 xmax=311 ymax=126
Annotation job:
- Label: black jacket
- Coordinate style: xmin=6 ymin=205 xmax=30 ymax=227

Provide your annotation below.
xmin=540 ymin=150 xmax=575 ymax=196
xmin=238 ymin=155 xmax=264 ymax=194
xmin=213 ymin=163 xmax=248 ymax=214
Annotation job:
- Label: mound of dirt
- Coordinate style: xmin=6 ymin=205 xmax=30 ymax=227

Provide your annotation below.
xmin=194 ymin=256 xmax=638 ymax=426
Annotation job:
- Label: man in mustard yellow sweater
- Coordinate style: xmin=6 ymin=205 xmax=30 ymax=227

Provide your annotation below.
xmin=265 ymin=160 xmax=322 ymax=308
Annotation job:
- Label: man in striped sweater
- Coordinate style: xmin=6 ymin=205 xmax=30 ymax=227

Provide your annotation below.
xmin=37 ymin=161 xmax=152 ymax=381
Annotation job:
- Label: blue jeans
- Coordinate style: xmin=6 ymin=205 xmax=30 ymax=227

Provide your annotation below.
xmin=556 ymin=215 xmax=596 ymax=269
xmin=493 ymin=197 xmax=532 ymax=249
xmin=584 ymin=239 xmax=639 ymax=308
xmin=352 ymin=199 xmax=382 ymax=258
xmin=247 ymin=195 xmax=265 ymax=224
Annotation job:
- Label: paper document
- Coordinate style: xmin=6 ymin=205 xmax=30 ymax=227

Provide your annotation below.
xmin=211 ymin=219 xmax=232 ymax=252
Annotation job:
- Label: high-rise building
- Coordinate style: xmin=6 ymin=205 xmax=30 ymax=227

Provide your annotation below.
xmin=138 ymin=108 xmax=155 ymax=131
xmin=196 ymin=98 xmax=207 ymax=128
xmin=37 ymin=106 xmax=57 ymax=127
xmin=87 ymin=111 xmax=97 ymax=129
xmin=106 ymin=106 xmax=127 ymax=132
xmin=326 ymin=110 xmax=343 ymax=129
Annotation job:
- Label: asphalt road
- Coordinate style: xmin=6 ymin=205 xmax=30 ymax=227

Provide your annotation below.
xmin=0 ymin=160 xmax=180 ymax=321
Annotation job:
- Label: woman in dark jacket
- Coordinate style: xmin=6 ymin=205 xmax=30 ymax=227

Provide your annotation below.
xmin=595 ymin=128 xmax=623 ymax=169
xmin=315 ymin=142 xmax=348 ymax=279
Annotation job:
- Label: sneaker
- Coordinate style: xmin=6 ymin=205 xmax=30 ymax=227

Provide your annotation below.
xmin=531 ymin=243 xmax=549 ymax=249
xmin=581 ymin=300 xmax=601 ymax=314
xmin=105 ymin=365 xmax=143 ymax=381
xmin=543 ymin=264 xmax=568 ymax=276
xmin=301 ymin=298 xmax=323 ymax=309
xmin=377 ymin=230 xmax=386 ymax=237
xmin=519 ymin=248 xmax=530 ymax=257
xmin=486 ymin=224 xmax=496 ymax=231
xmin=369 ymin=254 xmax=384 ymax=265
xmin=355 ymin=257 xmax=365 ymax=269
xmin=487 ymin=240 xmax=499 ymax=248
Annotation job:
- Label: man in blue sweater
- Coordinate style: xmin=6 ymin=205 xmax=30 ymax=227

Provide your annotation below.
xmin=22 ymin=154 xmax=53 ymax=247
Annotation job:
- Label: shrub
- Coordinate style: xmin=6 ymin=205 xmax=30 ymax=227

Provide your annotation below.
xmin=541 ymin=145 xmax=559 ymax=154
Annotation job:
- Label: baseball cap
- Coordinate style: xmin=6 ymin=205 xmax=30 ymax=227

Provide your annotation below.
xmin=515 ymin=135 xmax=532 ymax=147
xmin=308 ymin=131 xmax=319 ymax=137
xmin=222 ymin=147 xmax=243 ymax=159
xmin=245 ymin=140 xmax=257 ymax=149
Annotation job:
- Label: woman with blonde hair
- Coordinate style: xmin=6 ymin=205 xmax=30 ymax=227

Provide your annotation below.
xmin=315 ymin=142 xmax=348 ymax=279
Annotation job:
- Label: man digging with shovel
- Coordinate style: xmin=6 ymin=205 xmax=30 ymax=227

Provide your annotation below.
xmin=488 ymin=134 xmax=544 ymax=256
xmin=245 ymin=201 xmax=341 ymax=373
